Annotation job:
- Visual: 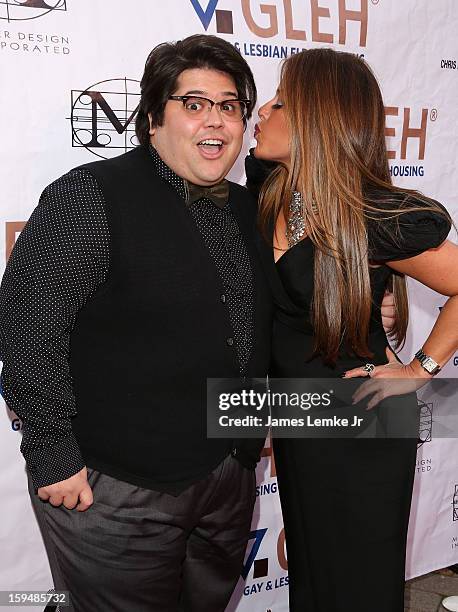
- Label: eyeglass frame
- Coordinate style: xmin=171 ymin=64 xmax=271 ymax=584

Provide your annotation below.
xmin=168 ymin=95 xmax=251 ymax=122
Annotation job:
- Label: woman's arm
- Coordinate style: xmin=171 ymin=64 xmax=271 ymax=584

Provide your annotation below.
xmin=387 ymin=239 xmax=458 ymax=372
xmin=344 ymin=239 xmax=458 ymax=406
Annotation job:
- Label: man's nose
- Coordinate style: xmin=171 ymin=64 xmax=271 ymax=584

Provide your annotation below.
xmin=205 ymin=103 xmax=224 ymax=127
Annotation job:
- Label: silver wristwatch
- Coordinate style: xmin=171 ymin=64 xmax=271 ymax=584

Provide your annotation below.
xmin=414 ymin=349 xmax=441 ymax=376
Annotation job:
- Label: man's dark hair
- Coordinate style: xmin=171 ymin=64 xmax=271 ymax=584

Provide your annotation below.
xmin=135 ymin=34 xmax=257 ymax=146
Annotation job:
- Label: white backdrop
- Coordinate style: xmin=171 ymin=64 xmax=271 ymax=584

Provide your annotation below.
xmin=0 ymin=1 xmax=457 ymax=610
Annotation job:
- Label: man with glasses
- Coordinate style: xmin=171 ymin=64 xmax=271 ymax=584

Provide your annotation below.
xmin=0 ymin=35 xmax=272 ymax=611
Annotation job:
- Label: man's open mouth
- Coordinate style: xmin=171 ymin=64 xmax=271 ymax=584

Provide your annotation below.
xmin=198 ymin=139 xmax=224 ymax=154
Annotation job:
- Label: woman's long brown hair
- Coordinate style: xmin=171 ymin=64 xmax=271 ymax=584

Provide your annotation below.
xmin=259 ymin=48 xmax=450 ymax=365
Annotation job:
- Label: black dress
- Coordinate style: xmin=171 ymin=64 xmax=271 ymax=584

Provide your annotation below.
xmin=246 ymin=153 xmax=451 ymax=612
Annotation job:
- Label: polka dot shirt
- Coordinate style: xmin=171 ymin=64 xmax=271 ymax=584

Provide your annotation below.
xmin=0 ymin=146 xmax=254 ymax=488
xmin=150 ymin=145 xmax=254 ymax=375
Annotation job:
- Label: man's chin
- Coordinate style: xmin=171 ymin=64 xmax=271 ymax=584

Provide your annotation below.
xmin=194 ymin=163 xmax=234 ymax=185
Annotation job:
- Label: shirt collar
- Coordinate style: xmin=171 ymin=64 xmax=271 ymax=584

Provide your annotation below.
xmin=148 ymin=144 xmax=187 ymax=201
xmin=148 ymin=144 xmax=229 ymax=209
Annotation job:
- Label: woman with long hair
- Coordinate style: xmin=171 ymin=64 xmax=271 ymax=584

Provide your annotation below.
xmin=247 ymin=48 xmax=458 ymax=611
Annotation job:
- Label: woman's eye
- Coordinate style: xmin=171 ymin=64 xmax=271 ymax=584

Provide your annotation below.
xmin=272 ymin=102 xmax=284 ymax=109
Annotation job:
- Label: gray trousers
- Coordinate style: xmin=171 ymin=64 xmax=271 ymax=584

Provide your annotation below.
xmin=29 ymin=454 xmax=255 ymax=612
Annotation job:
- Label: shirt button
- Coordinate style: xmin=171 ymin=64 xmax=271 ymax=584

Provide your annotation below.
xmin=226 ymin=337 xmax=234 ymax=346
xmin=220 ymin=294 xmax=227 ymax=304
xmin=231 ymin=448 xmax=237 ymax=457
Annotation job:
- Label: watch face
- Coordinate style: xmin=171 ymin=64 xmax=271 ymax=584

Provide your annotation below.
xmin=423 ymin=357 xmax=437 ymax=373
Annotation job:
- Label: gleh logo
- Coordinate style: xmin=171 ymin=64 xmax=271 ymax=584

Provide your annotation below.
xmin=70 ymin=78 xmax=140 ymax=160
xmin=190 ymin=0 xmax=221 ymax=30
xmin=385 ymin=105 xmax=436 ymax=179
xmin=189 ymin=0 xmax=369 ymax=47
xmin=0 ymin=0 xmax=66 ymax=23
xmin=417 ymin=400 xmax=433 ymax=448
xmin=242 ymin=527 xmax=288 ymax=596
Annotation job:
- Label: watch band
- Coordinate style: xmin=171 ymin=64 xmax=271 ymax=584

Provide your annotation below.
xmin=414 ymin=349 xmax=441 ymax=376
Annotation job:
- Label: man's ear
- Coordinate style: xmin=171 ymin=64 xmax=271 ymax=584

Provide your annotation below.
xmin=148 ymin=113 xmax=155 ymax=137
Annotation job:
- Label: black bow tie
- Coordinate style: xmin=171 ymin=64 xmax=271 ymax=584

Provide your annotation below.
xmin=187 ymin=180 xmax=230 ymax=209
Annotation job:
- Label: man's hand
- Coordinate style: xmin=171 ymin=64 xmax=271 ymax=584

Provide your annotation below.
xmin=37 ymin=467 xmax=93 ymax=512
xmin=381 ymin=290 xmax=396 ymax=334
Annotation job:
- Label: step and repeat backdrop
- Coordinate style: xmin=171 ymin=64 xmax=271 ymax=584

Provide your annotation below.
xmin=1 ymin=1 xmax=457 ymax=610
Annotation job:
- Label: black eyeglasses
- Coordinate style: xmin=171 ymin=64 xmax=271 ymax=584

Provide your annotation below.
xmin=168 ymin=96 xmax=250 ymax=122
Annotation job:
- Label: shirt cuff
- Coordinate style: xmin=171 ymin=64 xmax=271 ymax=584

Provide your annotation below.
xmin=26 ymin=433 xmax=85 ymax=489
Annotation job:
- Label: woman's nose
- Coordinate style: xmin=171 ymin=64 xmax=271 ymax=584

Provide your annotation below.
xmin=258 ymin=102 xmax=268 ymax=120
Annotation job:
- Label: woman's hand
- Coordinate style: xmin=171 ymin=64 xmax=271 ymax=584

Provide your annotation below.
xmin=381 ymin=290 xmax=396 ymax=334
xmin=343 ymin=347 xmax=431 ymax=410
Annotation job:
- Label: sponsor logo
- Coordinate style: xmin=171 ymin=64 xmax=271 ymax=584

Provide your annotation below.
xmin=0 ymin=1 xmax=70 ymax=54
xmin=416 ymin=457 xmax=432 ymax=474
xmin=0 ymin=0 xmax=66 ymax=23
xmin=242 ymin=527 xmax=288 ymax=595
xmin=243 ymin=528 xmax=269 ymax=580
xmin=0 ymin=30 xmax=69 ymax=54
xmin=2 ymin=399 xmax=22 ymax=432
xmin=417 ymin=400 xmax=433 ymax=448
xmin=189 ymin=0 xmax=220 ymax=30
xmin=441 ymin=59 xmax=457 ymax=70
xmin=453 ymin=485 xmax=458 ymax=522
xmin=11 ymin=418 xmax=22 ymax=431
xmin=190 ymin=0 xmax=369 ymax=50
xmin=453 ymin=356 xmax=458 ymax=367
xmin=242 ymin=438 xmax=287 ymax=597
xmin=257 ymin=436 xmax=278 ymax=495
xmin=70 ymin=78 xmax=140 ymax=160
xmin=5 ymin=221 xmax=25 ymax=261
xmin=385 ymin=106 xmax=435 ymax=179
xmin=256 ymin=481 xmax=278 ymax=496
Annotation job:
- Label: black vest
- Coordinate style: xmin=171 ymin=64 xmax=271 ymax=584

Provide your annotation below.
xmin=69 ymin=146 xmax=272 ymax=493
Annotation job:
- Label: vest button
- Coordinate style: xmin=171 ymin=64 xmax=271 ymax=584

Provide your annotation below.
xmin=226 ymin=337 xmax=234 ymax=346
xmin=220 ymin=294 xmax=227 ymax=304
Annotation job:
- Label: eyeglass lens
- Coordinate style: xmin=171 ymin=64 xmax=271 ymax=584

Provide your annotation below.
xmin=182 ymin=97 xmax=246 ymax=121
